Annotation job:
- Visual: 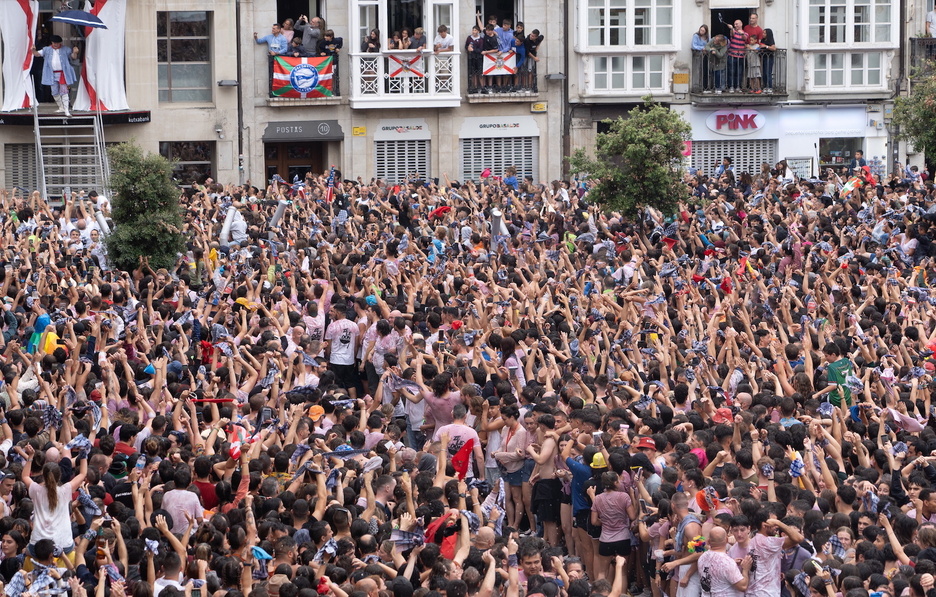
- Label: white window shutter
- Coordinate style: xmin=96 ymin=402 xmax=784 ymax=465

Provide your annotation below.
xmin=4 ymin=144 xmax=39 ymax=193
xmin=459 ymin=137 xmax=539 ymax=182
xmin=690 ymin=140 xmax=778 ymax=179
xmin=374 ymin=140 xmax=430 ymax=183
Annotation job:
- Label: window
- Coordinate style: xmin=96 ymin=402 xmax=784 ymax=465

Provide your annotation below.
xmin=159 ymin=141 xmax=215 ymax=185
xmin=459 ymin=137 xmax=539 ymax=181
xmin=388 ymin=0 xmax=424 ymax=38
xmin=586 ymin=0 xmax=672 ymax=48
xmin=157 ymin=12 xmax=212 ymax=103
xmin=375 ymin=140 xmax=430 ymax=183
xmin=592 ymin=55 xmax=664 ymax=91
xmin=813 ymin=52 xmax=881 ymax=87
xmin=690 ymin=139 xmax=777 ymax=178
xmin=359 ymin=3 xmax=378 ymax=46
xmin=808 ymin=0 xmax=890 ymax=44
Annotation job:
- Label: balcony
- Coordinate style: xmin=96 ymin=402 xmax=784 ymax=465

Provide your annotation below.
xmin=467 ymin=56 xmax=539 ymax=102
xmin=910 ymin=37 xmax=936 ymax=81
xmin=690 ymin=49 xmax=787 ymax=103
xmin=349 ymin=51 xmax=461 ymax=108
xmin=267 ymin=55 xmax=341 ymax=107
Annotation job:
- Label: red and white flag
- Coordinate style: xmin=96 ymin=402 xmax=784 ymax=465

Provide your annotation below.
xmin=0 ymin=0 xmax=38 ymax=112
xmin=388 ymin=54 xmax=425 ymax=78
xmin=483 ymin=51 xmax=516 ymax=76
xmin=75 ymin=0 xmax=130 ymax=111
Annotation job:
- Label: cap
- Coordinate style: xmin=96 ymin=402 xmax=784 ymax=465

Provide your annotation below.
xmin=308 ymin=405 xmax=325 ymax=421
xmin=712 ymin=407 xmax=733 ymax=425
xmin=268 ymin=574 xmax=290 ymax=597
xmin=590 ymin=452 xmax=607 ymax=469
xmin=636 ymin=436 xmax=657 ymax=451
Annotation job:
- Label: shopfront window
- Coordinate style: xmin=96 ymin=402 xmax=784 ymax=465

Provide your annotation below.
xmin=585 ymin=0 xmax=672 ymax=48
xmin=159 ymin=141 xmax=215 ymax=185
xmin=157 ymin=11 xmax=212 ymax=103
xmin=818 ymin=137 xmax=862 ymax=171
xmin=808 ymin=0 xmax=890 ymax=44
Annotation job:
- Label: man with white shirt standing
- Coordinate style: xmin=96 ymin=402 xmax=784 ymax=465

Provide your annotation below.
xmin=325 ymin=302 xmax=361 ymax=399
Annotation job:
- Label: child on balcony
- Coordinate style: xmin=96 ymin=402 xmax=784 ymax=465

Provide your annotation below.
xmin=745 ymin=38 xmax=762 ymax=94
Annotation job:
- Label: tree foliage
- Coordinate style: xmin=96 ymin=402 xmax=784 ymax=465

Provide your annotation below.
xmin=568 ymin=98 xmax=692 ymax=217
xmin=894 ymin=70 xmax=936 ymax=160
xmin=105 ymin=142 xmax=185 ymax=271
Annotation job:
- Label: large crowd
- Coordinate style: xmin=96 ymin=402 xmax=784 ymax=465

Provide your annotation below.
xmin=0 ymin=153 xmax=933 ymax=597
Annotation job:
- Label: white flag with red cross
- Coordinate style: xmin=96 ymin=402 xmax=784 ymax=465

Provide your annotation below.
xmin=388 ymin=54 xmax=425 ymax=78
xmin=483 ymin=51 xmax=516 ymax=76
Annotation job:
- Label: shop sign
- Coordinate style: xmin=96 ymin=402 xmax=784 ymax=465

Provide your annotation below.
xmin=705 ymin=109 xmax=764 ymax=136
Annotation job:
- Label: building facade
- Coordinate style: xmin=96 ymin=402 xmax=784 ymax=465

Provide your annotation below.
xmin=567 ymin=0 xmax=926 ymax=178
xmin=0 ymin=0 xmax=566 ymax=191
xmin=0 ymin=0 xmax=930 ymax=190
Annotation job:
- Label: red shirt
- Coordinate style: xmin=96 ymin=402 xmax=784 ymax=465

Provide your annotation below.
xmin=193 ymin=480 xmax=219 ymax=510
xmin=114 ymin=441 xmax=136 ymax=456
xmin=743 ymin=25 xmax=764 ymax=43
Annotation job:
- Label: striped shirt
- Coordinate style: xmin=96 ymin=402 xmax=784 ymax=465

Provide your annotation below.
xmin=728 ymin=29 xmax=748 ymax=58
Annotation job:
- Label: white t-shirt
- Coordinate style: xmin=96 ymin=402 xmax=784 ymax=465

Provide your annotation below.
xmin=434 ymin=34 xmax=454 ymax=51
xmin=325 ymin=318 xmax=360 ymax=365
xmin=928 ymin=10 xmax=936 ymax=35
xmin=743 ymin=534 xmax=785 ymax=597
xmin=29 ymin=483 xmax=74 ymax=550
xmin=698 ymin=550 xmax=744 ymax=597
xmin=161 ymin=488 xmax=203 ymax=534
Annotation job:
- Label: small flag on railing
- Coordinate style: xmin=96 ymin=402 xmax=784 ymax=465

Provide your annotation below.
xmin=324 ymin=165 xmax=335 ymax=203
xmin=271 ymin=56 xmax=334 ymax=98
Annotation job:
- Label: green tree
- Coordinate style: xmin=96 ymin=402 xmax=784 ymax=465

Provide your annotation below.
xmin=105 ymin=142 xmax=185 ymax=271
xmin=893 ymin=71 xmax=936 ymax=160
xmin=568 ymin=98 xmax=691 ymax=217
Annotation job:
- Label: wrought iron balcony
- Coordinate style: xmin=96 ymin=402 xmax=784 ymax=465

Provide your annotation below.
xmin=690 ymin=48 xmax=787 ymax=102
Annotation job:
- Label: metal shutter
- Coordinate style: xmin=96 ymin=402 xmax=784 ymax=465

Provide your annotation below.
xmin=690 ymin=139 xmax=777 ymax=178
xmin=459 ymin=137 xmax=539 ymax=182
xmin=374 ymin=140 xmax=430 ymax=184
xmin=3 ymin=144 xmax=39 ymax=193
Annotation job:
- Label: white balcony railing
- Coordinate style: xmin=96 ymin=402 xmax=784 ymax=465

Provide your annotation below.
xmin=349 ymin=50 xmax=462 ymax=108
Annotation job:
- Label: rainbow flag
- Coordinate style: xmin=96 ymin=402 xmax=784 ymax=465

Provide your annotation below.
xmin=271 ymin=56 xmax=334 ymax=98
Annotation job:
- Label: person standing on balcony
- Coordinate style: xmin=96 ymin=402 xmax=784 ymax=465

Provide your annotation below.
xmin=692 ymin=25 xmax=710 ymax=91
xmin=31 ymin=35 xmax=79 ymax=117
xmin=745 ymin=37 xmax=762 ymax=93
xmin=294 ymin=16 xmax=324 ymax=55
xmin=927 ymin=7 xmax=936 ymax=35
xmin=362 ymin=29 xmax=381 ymax=53
xmin=727 ymin=20 xmax=748 ymax=93
xmin=743 ymin=13 xmax=763 ymax=43
xmin=254 ymin=24 xmax=288 ymax=55
xmin=433 ymin=26 xmax=454 ymax=53
xmin=288 ymin=37 xmax=315 ymax=58
xmin=281 ymin=19 xmax=296 ymax=43
xmin=704 ymin=34 xmax=727 ymax=94
xmin=481 ymin=25 xmax=501 ymax=93
xmin=494 ymin=19 xmax=515 ymax=91
xmin=465 ymin=26 xmax=484 ymax=92
xmin=316 ymin=30 xmax=344 ymax=57
xmin=411 ymin=28 xmax=428 ymax=52
xmin=759 ymin=28 xmax=776 ymax=93
xmin=522 ymin=29 xmax=543 ymax=91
